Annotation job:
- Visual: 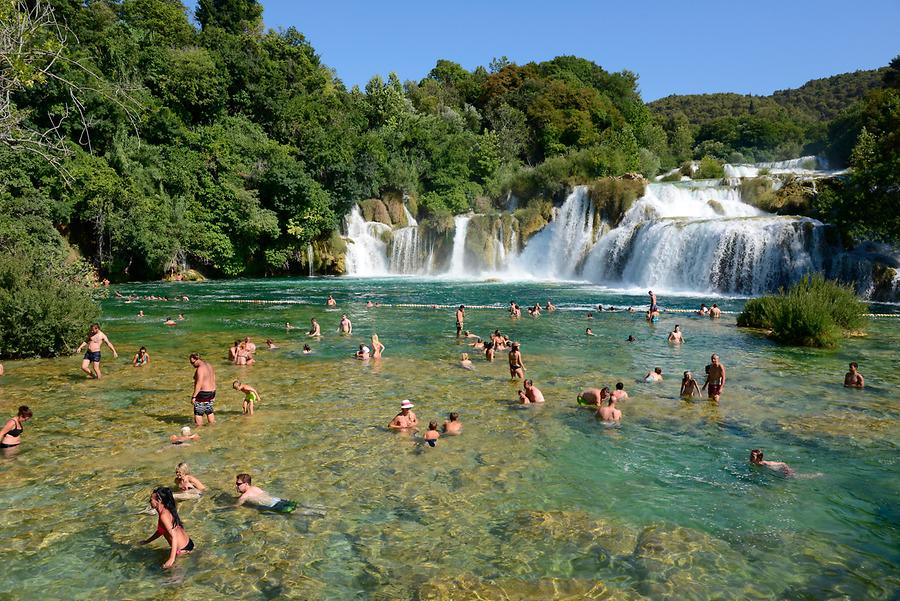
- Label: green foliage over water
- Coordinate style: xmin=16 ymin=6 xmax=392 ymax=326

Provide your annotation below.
xmin=737 ymin=276 xmax=867 ymax=348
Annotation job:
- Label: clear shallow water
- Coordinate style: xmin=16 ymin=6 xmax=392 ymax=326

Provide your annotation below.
xmin=1 ymin=278 xmax=898 ymax=600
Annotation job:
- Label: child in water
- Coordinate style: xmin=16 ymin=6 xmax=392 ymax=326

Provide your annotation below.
xmin=232 ymin=380 xmax=260 ymax=415
xmin=234 ymin=473 xmax=296 ymax=513
xmin=423 ymin=421 xmax=440 ymax=447
xmin=680 ymin=371 xmax=701 ymax=399
xmin=170 ymin=426 xmax=199 ymax=445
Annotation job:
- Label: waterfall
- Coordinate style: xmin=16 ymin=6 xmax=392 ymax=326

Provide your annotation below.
xmin=388 ymin=205 xmax=421 ymax=273
xmin=307 ymin=243 xmax=314 ymax=277
xmin=494 ymin=221 xmax=507 ymax=270
xmin=511 ymin=186 xmax=595 ymax=279
xmin=448 ymin=215 xmax=471 ymax=276
xmin=343 ymin=206 xmax=391 ymax=276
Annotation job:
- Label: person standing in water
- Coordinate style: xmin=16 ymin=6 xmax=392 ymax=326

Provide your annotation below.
xmin=710 ymin=304 xmax=722 ymax=318
xmin=140 ymin=487 xmax=195 ymax=569
xmin=611 ymin=382 xmax=629 ymax=402
xmin=326 ymin=295 xmax=337 ymax=307
xmin=423 ymin=422 xmax=440 ymax=447
xmin=132 ymin=346 xmax=150 ymax=366
xmin=339 ymin=314 xmax=352 ymax=335
xmin=232 ymin=380 xmax=261 ymax=415
xmin=643 ymin=367 xmax=663 ymax=382
xmin=703 ymin=354 xmax=726 ymax=403
xmin=442 ymin=412 xmax=462 ymax=435
xmin=597 ymin=396 xmax=621 ymax=423
xmin=844 ymin=362 xmax=865 ymax=388
xmin=680 ymin=371 xmax=701 ymax=399
xmin=371 ymin=334 xmax=385 ymax=359
xmin=523 ymin=379 xmax=545 ymax=403
xmin=76 ymin=323 xmax=118 ymax=379
xmin=667 ymin=325 xmax=685 ymax=343
xmin=456 ymin=305 xmax=465 ymax=337
xmin=189 ymin=353 xmax=216 ymax=426
xmin=1 ymin=406 xmax=31 ymax=451
xmin=508 ymin=342 xmax=525 ymax=379
xmin=388 ymin=400 xmax=418 ymax=430
xmin=308 ymin=318 xmax=321 ymax=337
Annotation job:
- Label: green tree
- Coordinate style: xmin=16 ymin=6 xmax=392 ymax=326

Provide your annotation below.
xmin=196 ymin=0 xmax=262 ymax=33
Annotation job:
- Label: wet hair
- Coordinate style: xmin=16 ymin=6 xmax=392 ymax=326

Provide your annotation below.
xmin=175 ymin=462 xmax=190 ymax=476
xmin=750 ymin=449 xmax=763 ymax=463
xmin=627 ymin=335 xmax=635 ymax=342
xmin=303 ymin=344 xmax=311 ymax=351
xmin=428 ymin=421 xmax=438 ymax=430
xmin=654 ymin=367 xmax=662 ymax=374
xmin=849 ymin=362 xmax=858 ymax=369
xmin=151 ymin=487 xmax=183 ymax=528
xmin=448 ymin=412 xmax=459 ymax=421
xmin=615 ymin=382 xmax=624 ymax=390
xmin=236 ymin=473 xmax=252 ymax=485
xmin=17 ymin=406 xmax=32 ymax=418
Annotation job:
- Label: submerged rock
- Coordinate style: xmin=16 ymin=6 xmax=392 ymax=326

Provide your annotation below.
xmin=419 ymin=573 xmax=641 ymax=600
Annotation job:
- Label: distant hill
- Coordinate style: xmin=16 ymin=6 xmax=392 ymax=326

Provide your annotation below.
xmin=649 ymin=68 xmax=885 ymax=124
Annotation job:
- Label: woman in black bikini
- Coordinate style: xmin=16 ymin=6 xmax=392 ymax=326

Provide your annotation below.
xmin=141 ymin=487 xmax=195 ymax=569
xmin=1 ymin=406 xmax=31 ymax=451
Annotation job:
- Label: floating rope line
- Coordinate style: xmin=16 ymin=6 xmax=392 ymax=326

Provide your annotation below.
xmin=211 ymin=298 xmax=900 ymax=318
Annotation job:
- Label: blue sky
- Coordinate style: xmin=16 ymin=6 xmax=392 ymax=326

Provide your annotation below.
xmin=187 ymin=0 xmax=898 ymax=101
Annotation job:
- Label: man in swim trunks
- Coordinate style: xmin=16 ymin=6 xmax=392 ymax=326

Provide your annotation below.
xmin=523 ymin=379 xmax=545 ymax=403
xmin=339 ymin=314 xmax=352 ymax=334
xmin=710 ymin=304 xmax=722 ymax=318
xmin=844 ymin=362 xmax=865 ymax=388
xmin=667 ymin=325 xmax=685 ymax=343
xmin=597 ymin=396 xmax=621 ymax=423
xmin=388 ymin=400 xmax=418 ymax=430
xmin=307 ymin=318 xmax=321 ymax=337
xmin=326 ymin=295 xmax=337 ymax=306
xmin=189 ymin=353 xmax=217 ymax=426
xmin=649 ymin=290 xmax=658 ymax=313
xmin=703 ymin=353 xmax=726 ymax=403
xmin=508 ymin=342 xmax=525 ymax=379
xmin=456 ymin=305 xmax=465 ymax=337
xmin=234 ymin=473 xmax=296 ymax=512
xmin=76 ymin=323 xmax=118 ymax=379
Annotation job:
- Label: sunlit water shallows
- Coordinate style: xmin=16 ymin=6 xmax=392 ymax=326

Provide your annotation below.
xmin=1 ymin=278 xmax=898 ymax=600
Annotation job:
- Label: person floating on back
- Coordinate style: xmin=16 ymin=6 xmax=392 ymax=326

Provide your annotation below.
xmin=234 ymin=472 xmax=297 ymax=513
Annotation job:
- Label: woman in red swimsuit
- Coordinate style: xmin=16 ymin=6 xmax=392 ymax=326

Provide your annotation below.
xmin=140 ymin=487 xmax=195 ymax=568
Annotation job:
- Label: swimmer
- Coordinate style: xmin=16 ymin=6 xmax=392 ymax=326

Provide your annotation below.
xmin=138 ymin=310 xmax=144 ymax=317
xmin=355 ymin=344 xmax=371 ymax=360
xmin=233 ymin=380 xmax=260 ymax=415
xmin=463 ymin=330 xmax=479 ymax=339
xmin=577 ymin=387 xmax=609 ymax=407
xmin=442 ymin=412 xmax=462 ymax=435
xmin=470 ymin=338 xmax=485 ymax=349
xmin=680 ymin=371 xmax=701 ymax=399
xmin=710 ymin=304 xmax=722 ymax=318
xmin=643 ymin=367 xmax=663 ymax=383
xmin=456 ymin=305 xmax=465 ymax=337
xmin=459 ymin=352 xmax=473 ymax=370
xmin=517 ymin=390 xmax=530 ymax=404
xmin=236 ymin=341 xmax=255 ymax=366
xmin=423 ymin=421 xmax=440 ymax=447
xmin=326 ymin=294 xmax=337 ymax=307
xmin=586 ymin=312 xmax=593 ymax=319
xmin=702 ymin=354 xmax=726 ymax=403
xmin=524 ymin=379 xmax=545 ymax=403
xmin=626 ymin=335 xmax=636 ymax=342
xmin=265 ymin=338 xmax=278 ymax=350
xmin=597 ymin=396 xmax=621 ymax=423
xmin=286 ymin=322 xmax=294 ymax=330
xmin=611 ymin=382 xmax=629 ymax=402
xmin=749 ymin=449 xmax=795 ymax=476
xmin=1 ymin=406 xmax=31 ymax=450
xmin=178 ymin=314 xmax=185 ymax=321
xmin=307 ymin=318 xmax=321 ymax=337
xmin=366 ymin=300 xmax=374 ymax=308
xmin=170 ymin=426 xmax=200 ymax=445
xmin=235 ymin=473 xmax=297 ymax=512
xmin=164 ymin=317 xmax=176 ymax=326
xmin=76 ymin=323 xmax=118 ymax=379
xmin=697 ymin=303 xmax=709 ymax=316
xmin=229 ymin=340 xmax=240 ymax=363
xmin=388 ymin=400 xmax=418 ymax=430
xmin=546 ymin=300 xmax=556 ymax=312
xmin=844 ymin=362 xmax=864 ymax=388
xmin=243 ymin=337 xmax=257 ymax=355
xmin=174 ymin=462 xmax=207 ymax=496
xmin=586 ymin=328 xmax=595 ymax=336
xmin=339 ymin=314 xmax=352 ymax=334
xmin=508 ymin=342 xmax=525 ymax=379
xmin=484 ymin=341 xmax=495 ymax=362
xmin=371 ymin=334 xmax=385 ymax=359
xmin=132 ymin=346 xmax=150 ymax=366
xmin=667 ymin=325 xmax=685 ymax=343
xmin=140 ymin=487 xmax=195 ymax=568
xmin=302 ymin=344 xmax=312 ymax=354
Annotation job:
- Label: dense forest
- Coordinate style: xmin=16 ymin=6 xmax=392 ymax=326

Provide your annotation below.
xmin=0 ymin=1 xmax=897 ymax=341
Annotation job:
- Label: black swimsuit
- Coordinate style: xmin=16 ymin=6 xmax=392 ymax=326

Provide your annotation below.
xmin=1 ymin=419 xmax=22 ymax=448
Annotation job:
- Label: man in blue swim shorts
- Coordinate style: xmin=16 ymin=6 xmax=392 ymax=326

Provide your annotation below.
xmin=76 ymin=323 xmax=118 ymax=379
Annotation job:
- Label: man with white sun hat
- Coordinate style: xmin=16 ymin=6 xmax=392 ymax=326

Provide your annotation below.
xmin=388 ymin=400 xmax=418 ymax=430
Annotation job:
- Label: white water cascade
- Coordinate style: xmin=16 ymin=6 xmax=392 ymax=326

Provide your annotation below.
xmin=343 ymin=206 xmax=390 ymax=276
xmin=510 ymin=186 xmax=596 ymax=279
xmin=307 ymin=243 xmax=314 ymax=277
xmin=389 ymin=206 xmax=421 ymax=273
xmin=447 ymin=215 xmax=471 ymax=276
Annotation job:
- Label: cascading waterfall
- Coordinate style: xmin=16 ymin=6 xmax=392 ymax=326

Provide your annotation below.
xmin=389 ymin=206 xmax=421 ymax=273
xmin=343 ymin=205 xmax=390 ymax=276
xmin=494 ymin=221 xmax=507 ymax=269
xmin=447 ymin=215 xmax=471 ymax=276
xmin=307 ymin=243 xmax=314 ymax=277
xmin=510 ymin=186 xmax=595 ymax=279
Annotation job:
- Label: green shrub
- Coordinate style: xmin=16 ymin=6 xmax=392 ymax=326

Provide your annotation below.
xmin=737 ymin=275 xmax=866 ymax=348
xmin=0 ymin=249 xmax=101 ymax=359
xmin=695 ymin=155 xmax=725 ymax=179
xmin=660 ymin=171 xmax=682 ymax=182
xmin=589 ymin=177 xmax=646 ymax=226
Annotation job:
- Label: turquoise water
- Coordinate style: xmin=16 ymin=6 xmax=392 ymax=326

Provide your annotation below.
xmin=0 ymin=278 xmax=897 ymax=599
